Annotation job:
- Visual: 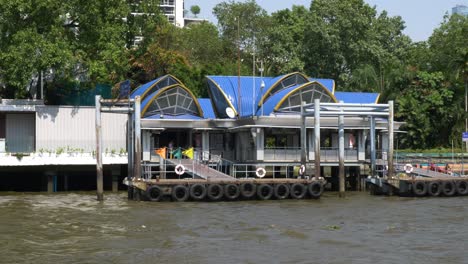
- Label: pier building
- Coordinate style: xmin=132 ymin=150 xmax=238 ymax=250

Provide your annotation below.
xmin=1 ymin=72 xmax=400 ymax=195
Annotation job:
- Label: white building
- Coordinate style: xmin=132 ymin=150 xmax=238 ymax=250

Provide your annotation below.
xmin=160 ymin=0 xmax=185 ymax=27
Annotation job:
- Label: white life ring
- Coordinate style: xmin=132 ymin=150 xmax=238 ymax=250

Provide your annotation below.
xmin=175 ymin=164 xmax=186 ymax=175
xmin=404 ymin=164 xmax=413 ymax=173
xmin=299 ymin=165 xmax=306 ymax=175
xmin=256 ymin=167 xmax=266 ymax=178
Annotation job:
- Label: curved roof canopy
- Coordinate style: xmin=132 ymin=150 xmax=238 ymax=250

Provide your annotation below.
xmin=131 ymin=74 xmax=183 ymax=102
xmin=133 ymin=72 xmax=380 ymax=120
xmin=259 ymin=82 xmax=338 ymax=115
xmin=141 ymin=84 xmax=203 ymax=118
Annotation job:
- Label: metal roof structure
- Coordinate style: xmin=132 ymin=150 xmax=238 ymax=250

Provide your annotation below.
xmin=130 ymin=72 xmax=381 ymax=120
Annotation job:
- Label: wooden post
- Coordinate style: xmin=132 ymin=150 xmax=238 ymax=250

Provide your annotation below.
xmin=388 ymin=101 xmax=394 ymax=178
xmin=338 ymin=105 xmax=345 ymax=197
xmin=314 ymin=99 xmax=321 ymax=179
xmin=95 ymin=95 xmax=104 ymax=201
xmin=300 ymin=101 xmax=307 ymax=177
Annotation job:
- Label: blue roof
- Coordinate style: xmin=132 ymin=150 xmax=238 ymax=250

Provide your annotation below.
xmin=130 ymin=76 xmax=163 ymax=99
xmin=140 ymin=90 xmax=158 ymax=113
xmin=334 ymin=92 xmax=380 ymax=104
xmin=257 ymin=84 xmax=303 ymax=116
xmin=198 ymin=98 xmax=216 ymax=119
xmin=134 ymin=73 xmax=379 ymax=120
xmin=207 ymin=76 xmax=272 ymax=117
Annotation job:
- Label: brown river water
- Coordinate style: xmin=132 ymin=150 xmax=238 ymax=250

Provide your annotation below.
xmin=0 ymin=192 xmax=467 ymax=264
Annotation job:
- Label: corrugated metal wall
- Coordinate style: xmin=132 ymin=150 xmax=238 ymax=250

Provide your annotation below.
xmin=6 ymin=113 xmax=35 ymax=152
xmin=36 ymin=106 xmax=127 ymax=152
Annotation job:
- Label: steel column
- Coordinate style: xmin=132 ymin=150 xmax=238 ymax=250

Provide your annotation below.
xmin=370 ymin=116 xmax=376 ymax=177
xmin=300 ymin=102 xmax=307 ymax=177
xmin=388 ymin=101 xmax=394 ymax=178
xmin=314 ymin=99 xmax=321 ymax=179
xmin=339 ymin=106 xmax=345 ymax=197
xmin=134 ymin=96 xmax=142 ymax=179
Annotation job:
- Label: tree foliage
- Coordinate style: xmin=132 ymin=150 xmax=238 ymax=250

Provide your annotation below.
xmin=0 ymin=0 xmax=466 ymax=149
xmin=190 ymin=5 xmax=200 ymax=17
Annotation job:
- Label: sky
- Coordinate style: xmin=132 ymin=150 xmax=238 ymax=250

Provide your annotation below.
xmin=184 ymin=0 xmax=468 ymax=42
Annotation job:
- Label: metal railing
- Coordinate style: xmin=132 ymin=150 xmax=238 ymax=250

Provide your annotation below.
xmin=144 ymin=147 xmax=235 ymax=179
xmin=264 ymin=147 xmax=358 ymax=162
xmin=232 ymin=163 xmax=305 ymax=179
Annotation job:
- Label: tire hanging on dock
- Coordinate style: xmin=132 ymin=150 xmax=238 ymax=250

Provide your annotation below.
xmin=257 ymin=184 xmax=273 ymax=200
xmin=456 ymin=181 xmax=468 ymax=196
xmin=146 ymin=185 xmax=164 ymax=202
xmin=290 ymin=183 xmax=307 ymax=199
xmin=240 ymin=182 xmax=256 ymax=199
xmin=207 ymin=184 xmax=224 ymax=201
xmin=224 ymin=184 xmax=240 ymax=200
xmin=441 ymin=181 xmax=456 ymax=197
xmin=412 ymin=181 xmax=427 ymax=197
xmin=427 ymin=181 xmax=442 ymax=197
xmin=273 ymin=184 xmax=290 ymax=199
xmin=308 ymin=182 xmax=323 ymax=198
xmin=172 ymin=185 xmax=189 ymax=202
xmin=189 ymin=184 xmax=207 ymax=201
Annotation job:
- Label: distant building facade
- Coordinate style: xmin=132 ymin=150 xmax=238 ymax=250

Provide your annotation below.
xmin=160 ymin=0 xmax=185 ymax=27
xmin=452 ymin=4 xmax=468 ymax=16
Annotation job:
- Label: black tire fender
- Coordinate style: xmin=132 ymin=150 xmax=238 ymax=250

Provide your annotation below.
xmin=427 ymin=181 xmax=442 ymax=197
xmin=441 ymin=181 xmax=456 ymax=196
xmin=240 ymin=182 xmax=256 ymax=199
xmin=256 ymin=184 xmax=273 ymax=200
xmin=308 ymin=182 xmax=324 ymax=198
xmin=413 ymin=181 xmax=427 ymax=197
xmin=189 ymin=184 xmax=207 ymax=201
xmin=290 ymin=183 xmax=307 ymax=199
xmin=224 ymin=184 xmax=240 ymax=200
xmin=207 ymin=184 xmax=224 ymax=201
xmin=172 ymin=185 xmax=189 ymax=202
xmin=146 ymin=185 xmax=163 ymax=202
xmin=273 ymin=184 xmax=290 ymax=199
xmin=456 ymin=181 xmax=468 ymax=195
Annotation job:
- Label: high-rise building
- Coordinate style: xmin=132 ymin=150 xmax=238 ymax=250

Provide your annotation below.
xmin=452 ymin=4 xmax=468 ymax=16
xmin=160 ymin=0 xmax=185 ymax=27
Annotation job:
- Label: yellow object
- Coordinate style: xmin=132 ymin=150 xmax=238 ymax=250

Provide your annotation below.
xmin=182 ymin=147 xmax=194 ymax=159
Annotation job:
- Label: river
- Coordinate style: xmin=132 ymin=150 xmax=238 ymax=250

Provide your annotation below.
xmin=0 ymin=192 xmax=467 ymax=264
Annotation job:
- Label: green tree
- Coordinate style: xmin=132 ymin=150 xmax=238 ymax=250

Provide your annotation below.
xmin=261 ymin=5 xmax=309 ymax=75
xmin=303 ymin=0 xmax=411 ymax=94
xmin=0 ymin=0 xmax=73 ymax=98
xmin=396 ymin=72 xmax=456 ymax=148
xmin=213 ymin=0 xmax=270 ymax=54
xmin=190 ymin=5 xmax=201 ymax=17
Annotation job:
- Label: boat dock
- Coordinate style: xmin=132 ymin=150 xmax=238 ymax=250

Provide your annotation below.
xmin=367 ymin=163 xmax=468 ymax=197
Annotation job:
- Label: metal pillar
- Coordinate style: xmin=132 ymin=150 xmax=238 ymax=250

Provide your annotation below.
xmin=63 ymin=174 xmax=69 ymax=192
xmin=95 ymin=95 xmax=104 ymax=201
xmin=338 ymin=106 xmax=345 ymax=197
xmin=370 ymin=116 xmax=376 ymax=177
xmin=314 ymin=99 xmax=321 ymax=179
xmin=388 ymin=101 xmax=394 ymax=178
xmin=112 ymin=168 xmax=120 ymax=192
xmin=134 ymin=96 xmax=142 ymax=179
xmin=300 ymin=102 xmax=307 ymax=177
